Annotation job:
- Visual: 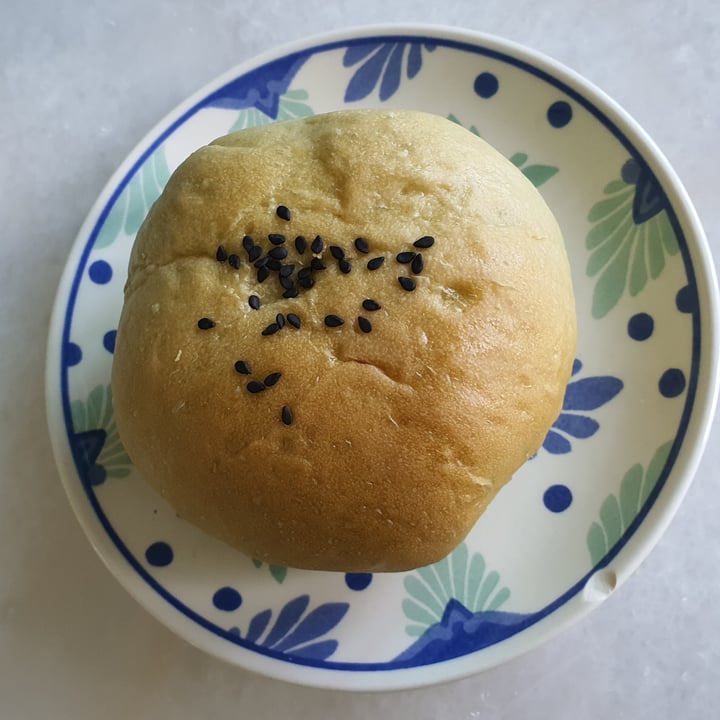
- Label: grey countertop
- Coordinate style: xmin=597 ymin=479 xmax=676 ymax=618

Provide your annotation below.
xmin=2 ymin=1 xmax=719 ymax=717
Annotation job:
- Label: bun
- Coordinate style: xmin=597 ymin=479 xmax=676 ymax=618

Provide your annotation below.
xmin=112 ymin=110 xmax=576 ymax=571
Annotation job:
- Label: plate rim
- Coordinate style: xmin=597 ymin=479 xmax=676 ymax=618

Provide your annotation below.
xmin=45 ymin=23 xmax=720 ymax=691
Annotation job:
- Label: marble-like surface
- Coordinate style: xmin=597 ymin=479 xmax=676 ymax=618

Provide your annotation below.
xmin=1 ymin=1 xmax=719 ymax=717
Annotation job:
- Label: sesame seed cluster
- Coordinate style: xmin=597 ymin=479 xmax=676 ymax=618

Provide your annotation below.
xmin=197 ymin=204 xmax=436 ymax=427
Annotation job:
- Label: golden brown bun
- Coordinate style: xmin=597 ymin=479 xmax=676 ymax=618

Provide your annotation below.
xmin=112 ymin=110 xmax=576 ymax=572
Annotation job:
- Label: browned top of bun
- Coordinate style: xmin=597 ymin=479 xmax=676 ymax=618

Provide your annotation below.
xmin=112 ymin=110 xmax=576 ymax=571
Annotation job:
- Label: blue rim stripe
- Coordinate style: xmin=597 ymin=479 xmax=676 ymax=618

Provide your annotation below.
xmin=59 ymin=34 xmax=700 ymax=671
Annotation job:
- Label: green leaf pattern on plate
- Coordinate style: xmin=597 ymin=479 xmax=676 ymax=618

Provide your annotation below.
xmin=586 ymin=440 xmax=673 ymax=566
xmin=509 ymin=152 xmax=559 ymax=187
xmin=70 ymin=384 xmax=131 ymax=479
xmin=447 ymin=115 xmax=558 ymax=188
xmin=251 ymin=558 xmax=288 ymax=584
xmin=402 ymin=543 xmax=510 ymax=637
xmin=94 ymin=146 xmax=170 ymax=249
xmin=447 ymin=112 xmax=481 ymax=137
xmin=586 ymin=167 xmax=679 ymax=319
xmin=228 ymin=89 xmax=314 ymax=132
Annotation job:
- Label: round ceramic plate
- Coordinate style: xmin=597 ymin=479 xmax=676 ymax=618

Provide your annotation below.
xmin=46 ymin=25 xmax=718 ymax=690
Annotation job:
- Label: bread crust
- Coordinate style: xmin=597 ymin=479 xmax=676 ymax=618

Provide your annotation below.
xmin=112 ymin=110 xmax=576 ymax=571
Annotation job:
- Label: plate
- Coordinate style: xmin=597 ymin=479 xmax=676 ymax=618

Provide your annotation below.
xmin=46 ymin=25 xmax=719 ymax=690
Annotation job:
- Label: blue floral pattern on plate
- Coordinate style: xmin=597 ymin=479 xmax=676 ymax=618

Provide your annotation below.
xmin=230 ymin=595 xmax=349 ymax=661
xmin=206 ymin=53 xmax=309 ymax=117
xmin=543 ymin=359 xmax=624 ymax=454
xmin=342 ymin=41 xmax=436 ymax=101
xmin=394 ymin=600 xmax=536 ymax=666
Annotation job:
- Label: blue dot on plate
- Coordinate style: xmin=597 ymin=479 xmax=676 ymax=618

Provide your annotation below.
xmin=473 ymin=72 xmax=499 ymax=98
xmin=659 ymin=368 xmax=686 ymax=398
xmin=213 ymin=586 xmax=242 ymax=612
xmin=64 ymin=342 xmax=82 ymax=366
xmin=103 ymin=329 xmax=117 ymax=353
xmin=88 ymin=259 xmax=113 ymax=284
xmin=547 ymin=101 xmax=573 ymax=128
xmin=345 ymin=573 xmax=373 ymax=591
xmin=145 ymin=541 xmax=173 ymax=567
xmin=621 ymin=159 xmax=641 ymax=185
xmin=543 ymin=484 xmax=573 ymax=513
xmin=627 ymin=313 xmax=654 ymax=341
xmin=676 ymin=285 xmax=698 ymax=314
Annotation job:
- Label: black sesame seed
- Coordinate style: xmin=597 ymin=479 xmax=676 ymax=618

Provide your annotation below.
xmin=279 ymin=264 xmax=295 ymax=277
xmin=264 ymin=372 xmax=282 ymax=387
xmin=276 ymin=205 xmax=291 ymax=221
xmin=228 ymin=253 xmax=241 ymax=269
xmin=280 ymin=275 xmax=294 ymax=290
xmin=248 ymin=294 xmax=260 ymax=310
xmin=330 ymin=245 xmax=345 ymax=260
xmin=298 ymin=276 xmax=314 ymax=289
xmin=248 ymin=245 xmax=262 ymax=262
xmin=216 ymin=245 xmax=228 ymax=262
xmin=254 ymin=256 xmax=269 ymax=269
xmin=281 ymin=406 xmax=293 ymax=425
xmin=311 ymin=235 xmax=324 ymax=254
xmin=295 ymin=235 xmax=307 ymax=254
xmin=267 ymin=258 xmax=283 ymax=271
xmin=298 ymin=266 xmax=312 ymax=280
xmin=362 ymin=299 xmax=381 ymax=312
xmin=398 ymin=276 xmax=416 ymax=291
xmin=287 ymin=313 xmax=301 ymax=329
xmin=275 ymin=313 xmax=285 ymax=329
xmin=243 ymin=235 xmax=254 ymax=252
xmin=257 ymin=267 xmax=270 ymax=283
xmin=413 ymin=235 xmax=435 ymax=249
xmin=247 ymin=380 xmax=265 ymax=393
xmin=234 ymin=360 xmax=252 ymax=375
xmin=396 ymin=251 xmax=416 ymax=264
xmin=269 ymin=246 xmax=288 ymax=260
xmin=354 ymin=237 xmax=369 ymax=254
xmin=324 ymin=314 xmax=344 ymax=327
xmin=282 ymin=287 xmax=299 ymax=298
xmin=197 ymin=317 xmax=215 ymax=330
xmin=339 ymin=259 xmax=352 ymax=274
xmin=311 ymin=258 xmax=326 ymax=271
xmin=269 ymin=233 xmax=286 ymax=245
xmin=262 ymin=322 xmax=280 ymax=335
xmin=411 ymin=253 xmax=424 ymax=274
xmin=358 ymin=316 xmax=372 ymax=333
xmin=367 ymin=256 xmax=385 ymax=270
